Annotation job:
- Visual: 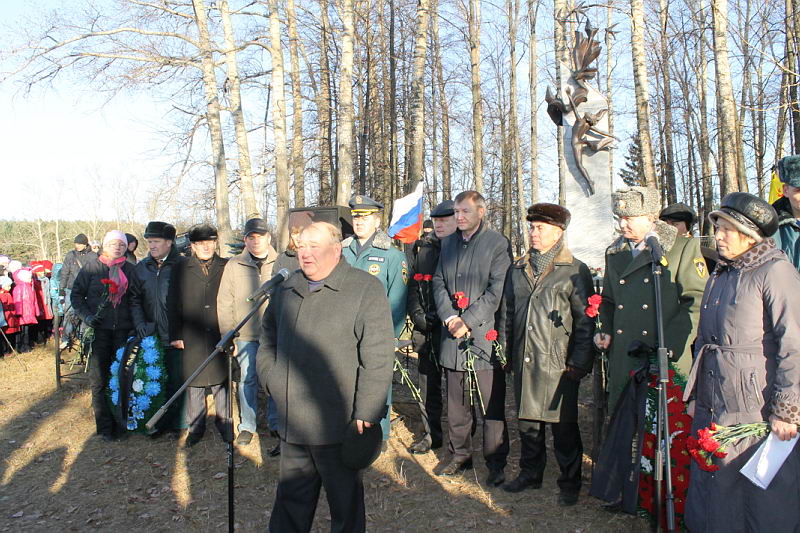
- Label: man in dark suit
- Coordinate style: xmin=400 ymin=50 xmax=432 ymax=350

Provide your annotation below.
xmin=432 ymin=190 xmax=512 ymax=486
xmin=256 ymin=222 xmax=395 ymax=533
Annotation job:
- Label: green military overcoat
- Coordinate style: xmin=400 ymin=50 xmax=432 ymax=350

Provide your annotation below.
xmin=598 ymin=220 xmax=708 ymax=410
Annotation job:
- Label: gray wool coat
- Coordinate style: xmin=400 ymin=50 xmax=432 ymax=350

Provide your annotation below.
xmin=684 ymin=240 xmax=800 ymax=533
xmin=432 ymin=222 xmax=512 ymax=372
xmin=255 ymin=259 xmax=395 ymax=446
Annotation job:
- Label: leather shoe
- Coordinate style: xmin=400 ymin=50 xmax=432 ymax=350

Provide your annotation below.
xmin=486 ymin=468 xmax=505 ymax=487
xmin=268 ymin=441 xmax=281 ymax=457
xmin=502 ymin=475 xmax=542 ymax=493
xmin=437 ymin=458 xmax=473 ymax=476
xmin=558 ymin=491 xmax=580 ymax=506
xmin=235 ymin=430 xmax=253 ymax=446
xmin=185 ymin=432 xmax=203 ymax=448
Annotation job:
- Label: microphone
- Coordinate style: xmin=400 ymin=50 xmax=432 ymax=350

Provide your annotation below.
xmin=246 ymin=268 xmax=290 ymax=302
xmin=644 ymin=232 xmax=665 ymax=266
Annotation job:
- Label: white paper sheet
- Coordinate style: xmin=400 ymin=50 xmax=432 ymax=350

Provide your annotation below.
xmin=740 ymin=432 xmax=799 ymax=489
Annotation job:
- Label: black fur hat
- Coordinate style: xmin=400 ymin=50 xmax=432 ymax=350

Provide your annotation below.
xmin=143 ymin=221 xmax=177 ymax=241
xmin=526 ymin=203 xmax=571 ymax=230
xmin=187 ymin=224 xmax=218 ymax=242
xmin=709 ymin=192 xmax=778 ymax=240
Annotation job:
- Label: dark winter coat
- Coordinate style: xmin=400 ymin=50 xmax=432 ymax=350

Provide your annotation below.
xmin=598 ymin=220 xmax=707 ymax=410
xmin=167 ymin=254 xmax=228 ymax=386
xmin=131 ymin=246 xmax=185 ymax=342
xmin=771 ymin=195 xmax=800 ymax=269
xmin=407 ymin=233 xmax=441 ymax=374
xmin=273 ymin=249 xmax=300 ymax=278
xmin=60 ymin=248 xmax=98 ymax=291
xmin=498 ymin=245 xmax=595 ymax=422
xmin=432 ymin=222 xmax=512 ymax=371
xmin=256 ymin=259 xmax=395 ymax=445
xmin=71 ymin=258 xmax=141 ymax=332
xmin=683 ymin=239 xmax=800 ymax=533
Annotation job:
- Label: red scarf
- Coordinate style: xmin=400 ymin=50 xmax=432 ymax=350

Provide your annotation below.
xmin=98 ymin=255 xmax=128 ymax=307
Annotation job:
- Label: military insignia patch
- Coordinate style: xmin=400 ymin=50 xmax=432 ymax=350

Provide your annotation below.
xmin=367 ymin=256 xmax=385 ymax=263
xmin=693 ymin=257 xmax=707 ymax=278
xmin=368 ymin=264 xmax=381 ymax=276
xmin=401 ymin=266 xmax=408 ymax=284
xmin=355 ymin=195 xmax=362 ymax=204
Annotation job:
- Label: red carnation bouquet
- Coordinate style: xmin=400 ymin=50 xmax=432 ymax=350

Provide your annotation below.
xmin=451 ymin=290 xmax=484 ymax=414
xmin=686 ymin=422 xmax=770 ymax=472
xmin=453 ymin=291 xmax=469 ymax=311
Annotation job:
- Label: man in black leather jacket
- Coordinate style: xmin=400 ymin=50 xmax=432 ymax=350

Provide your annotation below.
xmin=406 ymin=200 xmax=456 ymax=454
xmin=131 ymin=221 xmax=187 ymax=434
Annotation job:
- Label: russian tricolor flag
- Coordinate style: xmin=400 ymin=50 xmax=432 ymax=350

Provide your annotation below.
xmin=387 ymin=181 xmax=424 ymax=244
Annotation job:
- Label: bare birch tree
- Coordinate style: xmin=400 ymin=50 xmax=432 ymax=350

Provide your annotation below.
xmin=337 ymin=0 xmax=356 ymax=204
xmin=630 ymin=0 xmax=658 ymax=187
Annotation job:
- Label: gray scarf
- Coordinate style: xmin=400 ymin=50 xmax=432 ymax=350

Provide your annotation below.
xmin=529 ymin=239 xmax=563 ymax=281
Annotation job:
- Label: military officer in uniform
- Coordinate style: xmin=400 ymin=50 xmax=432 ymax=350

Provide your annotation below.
xmin=342 ymin=194 xmax=408 ymax=442
xmin=407 ymin=200 xmax=457 ymax=454
xmin=594 ymin=187 xmax=707 ymax=410
xmin=659 ymin=202 xmax=718 ymax=271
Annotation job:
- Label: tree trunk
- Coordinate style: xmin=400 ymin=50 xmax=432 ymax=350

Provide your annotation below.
xmin=529 ymin=0 xmax=539 ymax=205
xmin=554 ymin=0 xmax=567 ymax=204
xmin=388 ymin=0 xmax=399 ymax=206
xmin=711 ymin=0 xmax=740 ymax=194
xmin=468 ymin=0 xmax=484 ymax=192
xmin=605 ymin=0 xmax=614 ymax=191
xmin=508 ymin=0 xmax=528 ymax=248
xmin=219 ymin=0 xmax=258 ymax=221
xmin=792 ymin=0 xmax=800 ymax=153
xmin=287 ymin=0 xmax=305 ymax=207
xmin=693 ymin=0 xmax=713 ymax=233
xmin=318 ymin=0 xmax=334 ymax=204
xmin=269 ymin=0 xmax=290 ymax=250
xmin=433 ymin=0 xmax=452 ymax=199
xmin=192 ymin=0 xmax=233 ymax=251
xmin=336 ymin=0 xmax=356 ymax=205
xmin=658 ymin=0 xmax=677 ymax=203
xmin=629 ymin=0 xmax=658 ymax=188
xmin=407 ymin=0 xmax=431 ymax=193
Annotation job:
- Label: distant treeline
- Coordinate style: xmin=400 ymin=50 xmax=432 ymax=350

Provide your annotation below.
xmin=0 ymin=220 xmax=147 ymax=263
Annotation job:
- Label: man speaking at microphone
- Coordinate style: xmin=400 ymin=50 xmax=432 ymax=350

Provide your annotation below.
xmin=594 ymin=186 xmax=707 ymax=411
xmin=217 ymin=217 xmax=279 ymax=449
xmin=256 ymin=222 xmax=394 ymax=533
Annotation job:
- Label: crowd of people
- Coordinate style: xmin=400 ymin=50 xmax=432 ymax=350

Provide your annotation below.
xmin=2 ymin=155 xmax=800 ymax=533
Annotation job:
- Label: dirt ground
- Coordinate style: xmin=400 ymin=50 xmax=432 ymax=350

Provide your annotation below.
xmin=0 ymin=344 xmax=649 ymax=532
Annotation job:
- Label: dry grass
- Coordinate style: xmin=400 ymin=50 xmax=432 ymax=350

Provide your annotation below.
xmin=0 ymin=344 xmax=649 ymax=532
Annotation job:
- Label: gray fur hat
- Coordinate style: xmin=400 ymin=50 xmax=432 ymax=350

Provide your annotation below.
xmin=611 ymin=187 xmax=661 ymax=217
xmin=778 ymin=155 xmax=800 ymax=188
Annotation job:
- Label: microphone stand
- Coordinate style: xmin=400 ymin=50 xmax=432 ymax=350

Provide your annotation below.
xmin=650 ymin=254 xmax=676 ymax=532
xmin=146 ymin=290 xmax=272 ymax=533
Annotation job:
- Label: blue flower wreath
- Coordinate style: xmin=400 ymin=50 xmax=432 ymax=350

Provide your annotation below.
xmin=108 ymin=335 xmax=167 ymax=433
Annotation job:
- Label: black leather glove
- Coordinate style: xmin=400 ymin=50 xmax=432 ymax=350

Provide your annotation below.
xmin=564 ymin=365 xmax=589 ymax=381
xmin=424 ymin=312 xmax=439 ymax=332
xmin=85 ymin=314 xmax=101 ymax=328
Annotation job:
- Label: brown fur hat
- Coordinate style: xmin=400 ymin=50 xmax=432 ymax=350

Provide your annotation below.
xmin=526 ymin=203 xmax=571 ymax=229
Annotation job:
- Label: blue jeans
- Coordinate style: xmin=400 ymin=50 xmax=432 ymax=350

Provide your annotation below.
xmin=236 ymin=340 xmax=278 ymax=433
xmin=380 ymin=384 xmax=392 ymax=441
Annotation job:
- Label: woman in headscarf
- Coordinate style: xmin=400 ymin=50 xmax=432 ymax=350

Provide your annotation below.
xmin=684 ymin=192 xmax=800 ymax=532
xmin=71 ymin=230 xmax=141 ymax=441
